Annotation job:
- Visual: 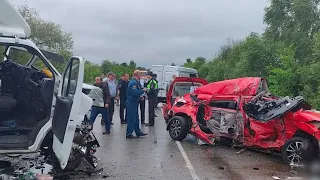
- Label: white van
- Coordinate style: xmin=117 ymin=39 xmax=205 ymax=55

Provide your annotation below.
xmin=151 ymin=65 xmax=198 ymax=103
xmin=0 ymin=0 xmax=94 ymax=171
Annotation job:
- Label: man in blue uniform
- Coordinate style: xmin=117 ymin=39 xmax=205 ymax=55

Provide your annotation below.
xmin=126 ymin=70 xmax=148 ymax=138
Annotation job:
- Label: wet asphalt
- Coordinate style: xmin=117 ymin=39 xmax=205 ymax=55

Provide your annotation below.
xmin=83 ymin=104 xmax=296 ymax=180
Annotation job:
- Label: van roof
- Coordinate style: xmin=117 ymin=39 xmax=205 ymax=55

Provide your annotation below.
xmin=0 ymin=0 xmax=31 ymax=38
xmin=151 ymin=65 xmax=197 ymax=73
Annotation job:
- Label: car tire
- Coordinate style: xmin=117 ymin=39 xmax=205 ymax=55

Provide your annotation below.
xmin=281 ymin=137 xmax=315 ymax=165
xmin=168 ymin=116 xmax=189 ymax=141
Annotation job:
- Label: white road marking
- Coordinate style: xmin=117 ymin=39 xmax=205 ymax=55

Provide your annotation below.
xmin=176 ymin=141 xmax=200 ymax=180
xmin=161 ymin=105 xmax=200 ymax=179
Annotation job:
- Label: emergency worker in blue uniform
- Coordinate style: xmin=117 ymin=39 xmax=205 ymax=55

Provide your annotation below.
xmin=126 ymin=70 xmax=148 ymax=138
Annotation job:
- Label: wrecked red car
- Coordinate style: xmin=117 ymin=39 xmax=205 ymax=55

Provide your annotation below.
xmin=163 ymin=77 xmax=320 ymax=164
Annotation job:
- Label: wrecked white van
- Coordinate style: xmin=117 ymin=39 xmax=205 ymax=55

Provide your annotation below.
xmin=0 ymin=0 xmax=95 ymax=171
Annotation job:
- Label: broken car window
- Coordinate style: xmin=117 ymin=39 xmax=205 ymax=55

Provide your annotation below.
xmin=210 ymin=100 xmax=238 ymax=110
xmin=172 ymin=82 xmax=202 ymax=97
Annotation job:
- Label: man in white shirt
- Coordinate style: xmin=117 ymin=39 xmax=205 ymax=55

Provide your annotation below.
xmin=103 ymin=72 xmax=118 ymax=125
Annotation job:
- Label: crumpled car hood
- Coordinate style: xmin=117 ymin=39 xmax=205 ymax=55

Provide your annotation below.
xmin=290 ymin=109 xmax=320 ymax=122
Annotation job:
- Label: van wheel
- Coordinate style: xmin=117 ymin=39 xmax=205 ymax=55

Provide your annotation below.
xmin=168 ymin=116 xmax=189 ymax=141
xmin=281 ymin=137 xmax=315 ymax=165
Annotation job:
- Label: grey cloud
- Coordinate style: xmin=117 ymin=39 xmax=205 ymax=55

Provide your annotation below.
xmin=12 ymin=0 xmax=268 ymax=67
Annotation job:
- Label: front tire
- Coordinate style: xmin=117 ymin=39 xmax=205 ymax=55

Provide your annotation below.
xmin=281 ymin=137 xmax=315 ymax=165
xmin=168 ymin=116 xmax=189 ymax=141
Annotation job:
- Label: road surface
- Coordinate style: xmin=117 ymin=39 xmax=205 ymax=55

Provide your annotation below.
xmin=79 ymin=104 xmax=297 ymax=180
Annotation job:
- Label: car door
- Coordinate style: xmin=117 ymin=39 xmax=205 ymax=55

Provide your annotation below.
xmin=52 ymin=57 xmax=84 ymax=169
xmin=163 ymin=77 xmax=208 ymax=121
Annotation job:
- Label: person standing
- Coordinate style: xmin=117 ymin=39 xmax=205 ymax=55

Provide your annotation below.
xmin=118 ymin=73 xmax=129 ymax=124
xmin=103 ymin=72 xmax=118 ymax=125
xmin=126 ymin=70 xmax=147 ymax=138
xmin=139 ymin=77 xmax=146 ymax=124
xmin=145 ymin=71 xmax=158 ymax=126
xmin=90 ymin=77 xmax=111 ymax=134
xmin=152 ymin=73 xmax=159 ymax=109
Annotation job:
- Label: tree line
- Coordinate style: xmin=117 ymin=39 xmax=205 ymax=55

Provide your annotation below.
xmin=183 ymin=0 xmax=320 ymax=109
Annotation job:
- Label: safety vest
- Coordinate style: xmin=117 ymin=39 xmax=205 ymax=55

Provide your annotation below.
xmin=147 ymin=79 xmax=158 ymax=90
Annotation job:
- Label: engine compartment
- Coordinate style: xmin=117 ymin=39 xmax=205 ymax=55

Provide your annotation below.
xmin=243 ymin=96 xmax=306 ymax=122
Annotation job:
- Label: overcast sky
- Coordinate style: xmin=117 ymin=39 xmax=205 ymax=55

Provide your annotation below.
xmin=12 ymin=0 xmax=268 ymax=68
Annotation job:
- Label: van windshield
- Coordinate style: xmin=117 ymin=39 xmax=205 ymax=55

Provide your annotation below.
xmin=179 ymin=72 xmax=198 ymax=78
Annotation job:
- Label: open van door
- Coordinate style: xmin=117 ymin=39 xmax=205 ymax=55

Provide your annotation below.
xmin=52 ymin=57 xmax=85 ymax=169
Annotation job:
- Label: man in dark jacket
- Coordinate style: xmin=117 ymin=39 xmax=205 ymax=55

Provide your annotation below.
xmin=90 ymin=77 xmax=111 ymax=134
xmin=117 ymin=73 xmax=129 ymax=124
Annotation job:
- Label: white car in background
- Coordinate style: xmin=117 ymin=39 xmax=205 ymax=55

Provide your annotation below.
xmin=0 ymin=0 xmax=95 ymax=171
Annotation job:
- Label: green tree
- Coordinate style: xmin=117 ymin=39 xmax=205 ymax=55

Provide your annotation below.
xmin=129 ymin=60 xmax=136 ymax=69
xmin=264 ymin=0 xmax=320 ymax=63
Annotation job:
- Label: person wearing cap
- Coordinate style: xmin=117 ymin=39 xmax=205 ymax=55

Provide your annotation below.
xmin=145 ymin=71 xmax=158 ymax=126
xmin=103 ymin=72 xmax=118 ymax=125
xmin=126 ymin=70 xmax=148 ymax=138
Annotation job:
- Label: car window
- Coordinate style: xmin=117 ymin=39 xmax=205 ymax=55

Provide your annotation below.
xmin=172 ymin=82 xmax=202 ymax=97
xmin=210 ymin=100 xmax=238 ymax=110
xmin=7 ymin=46 xmax=33 ymax=65
xmin=0 ymin=45 xmax=33 ymax=65
xmin=31 ymin=56 xmax=47 ymax=70
xmin=62 ymin=59 xmax=80 ymax=97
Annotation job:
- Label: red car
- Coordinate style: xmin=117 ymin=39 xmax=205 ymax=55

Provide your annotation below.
xmin=163 ymin=77 xmax=320 ymax=164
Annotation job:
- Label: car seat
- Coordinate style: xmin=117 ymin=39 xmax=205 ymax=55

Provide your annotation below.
xmin=0 ymin=94 xmax=17 ymax=114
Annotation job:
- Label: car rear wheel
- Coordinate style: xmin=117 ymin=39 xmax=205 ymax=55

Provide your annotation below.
xmin=281 ymin=137 xmax=315 ymax=165
xmin=168 ymin=116 xmax=189 ymax=141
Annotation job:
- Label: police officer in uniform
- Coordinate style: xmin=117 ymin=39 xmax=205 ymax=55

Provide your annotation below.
xmin=126 ymin=70 xmax=148 ymax=138
xmin=145 ymin=71 xmax=158 ymax=126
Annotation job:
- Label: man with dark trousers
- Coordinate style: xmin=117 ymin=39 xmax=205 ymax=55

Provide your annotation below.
xmin=152 ymin=73 xmax=159 ymax=109
xmin=139 ymin=77 xmax=147 ymax=124
xmin=103 ymin=72 xmax=117 ymax=125
xmin=90 ymin=77 xmax=111 ymax=134
xmin=118 ymin=73 xmax=129 ymax=124
xmin=145 ymin=71 xmax=158 ymax=126
xmin=126 ymin=70 xmax=147 ymax=138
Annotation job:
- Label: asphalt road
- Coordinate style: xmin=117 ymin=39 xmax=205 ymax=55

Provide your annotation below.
xmin=83 ymin=104 xmax=298 ymax=180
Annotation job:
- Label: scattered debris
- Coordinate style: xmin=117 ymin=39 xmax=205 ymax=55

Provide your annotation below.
xmin=197 ymin=139 xmax=209 ymax=145
xmin=236 ymin=148 xmax=246 ymax=154
xmin=272 ymin=176 xmax=281 ymax=179
xmin=218 ymin=165 xmax=225 ymax=170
